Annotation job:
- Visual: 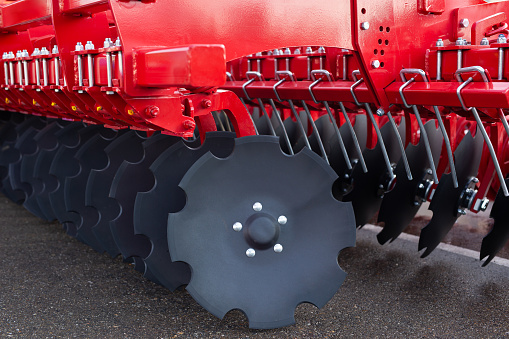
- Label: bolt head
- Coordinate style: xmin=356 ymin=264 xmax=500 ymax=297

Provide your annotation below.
xmin=360 ymin=22 xmax=370 ymax=30
xmin=371 ymin=60 xmax=380 ymax=69
xmin=305 ymin=47 xmax=313 ymax=54
xmin=436 ymin=39 xmax=444 ymax=47
xmin=201 ymin=99 xmax=212 ymax=108
xmin=233 ymin=222 xmax=242 ymax=232
xmin=480 ymin=37 xmax=489 ymax=46
xmin=459 ymin=18 xmax=469 ymax=28
xmin=246 ymin=248 xmax=255 ymax=257
xmin=253 ymin=202 xmax=262 ymax=212
xmin=498 ymin=34 xmax=507 ymax=44
xmin=145 ymin=105 xmax=159 ymax=118
xmin=274 ymin=244 xmax=283 ymax=253
xmin=278 ymin=216 xmax=287 ymax=225
xmin=376 ymin=108 xmax=385 ymax=116
xmin=183 ymin=120 xmax=195 ymax=130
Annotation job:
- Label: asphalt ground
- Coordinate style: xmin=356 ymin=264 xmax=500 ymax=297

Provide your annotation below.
xmin=1 ymin=195 xmax=509 ymax=338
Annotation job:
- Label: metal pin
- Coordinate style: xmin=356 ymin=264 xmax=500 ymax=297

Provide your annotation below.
xmin=16 ymin=51 xmax=22 ymax=86
xmin=498 ymin=34 xmax=507 ymax=80
xmin=85 ymin=41 xmax=95 ymax=87
xmin=21 ymin=50 xmax=29 ymax=86
xmin=8 ymin=52 xmax=15 ymax=85
xmin=436 ymin=39 xmax=443 ymax=81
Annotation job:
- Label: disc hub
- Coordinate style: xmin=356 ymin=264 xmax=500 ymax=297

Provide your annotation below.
xmin=245 ymin=213 xmax=279 ymax=250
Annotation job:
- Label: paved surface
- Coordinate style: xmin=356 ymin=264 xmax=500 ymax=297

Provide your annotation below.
xmin=1 ymin=195 xmax=509 ymax=338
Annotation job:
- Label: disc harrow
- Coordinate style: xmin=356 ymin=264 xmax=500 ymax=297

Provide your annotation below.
xmin=2 ymin=0 xmax=509 ymax=330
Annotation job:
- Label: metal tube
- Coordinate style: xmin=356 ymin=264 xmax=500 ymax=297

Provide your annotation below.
xmin=387 ymin=111 xmax=412 ymax=180
xmin=301 ymin=101 xmax=329 ymax=164
xmin=342 ymin=55 xmax=347 ymax=81
xmin=77 ymin=55 xmax=83 ymax=87
xmin=22 ymin=61 xmax=28 ymax=86
xmin=35 ymin=60 xmax=40 ymax=86
xmin=17 ymin=61 xmax=22 ymax=86
xmin=105 ymin=52 xmax=112 ymax=87
xmin=436 ymin=51 xmax=442 ymax=81
xmin=42 ymin=59 xmax=48 ymax=86
xmin=457 ymin=50 xmax=462 ymax=70
xmin=499 ymin=48 xmax=504 ymax=80
xmin=8 ymin=61 xmax=14 ymax=85
xmin=87 ymin=54 xmax=94 ymax=87
xmin=411 ymin=105 xmax=439 ymax=184
xmin=54 ymin=57 xmax=59 ymax=86
xmin=117 ymin=51 xmax=123 ymax=79
xmin=364 ymin=103 xmax=394 ymax=178
xmin=472 ymin=107 xmax=509 ymax=196
xmin=3 ymin=62 xmax=8 ymax=85
xmin=338 ymin=102 xmax=367 ymax=173
xmin=323 ymin=101 xmax=351 ymax=170
xmin=433 ymin=105 xmax=458 ymax=188
xmin=268 ymin=99 xmax=294 ymax=155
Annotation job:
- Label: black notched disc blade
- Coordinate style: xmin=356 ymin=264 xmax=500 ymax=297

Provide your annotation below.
xmin=480 ymin=178 xmax=509 ymax=266
xmin=85 ymin=131 xmax=148 ymax=257
xmin=21 ymin=121 xmax=68 ymax=219
xmin=168 ymin=135 xmax=356 ymax=329
xmin=34 ymin=122 xmax=85 ymax=221
xmin=377 ymin=121 xmax=443 ymax=244
xmin=66 ymin=129 xmax=122 ymax=250
xmin=110 ymin=133 xmax=179 ymax=277
xmin=418 ymin=129 xmax=483 ymax=258
xmin=134 ymin=132 xmax=234 ymax=291
xmin=343 ymin=118 xmax=406 ymax=227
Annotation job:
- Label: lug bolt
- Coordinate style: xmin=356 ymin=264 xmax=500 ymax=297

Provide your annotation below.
xmin=371 ymin=60 xmax=380 ymax=69
xmin=278 ymin=216 xmax=287 ymax=225
xmin=274 ymin=244 xmax=283 ymax=253
xmin=201 ymin=99 xmax=212 ymax=108
xmin=233 ymin=222 xmax=242 ymax=232
xmin=459 ymin=18 xmax=469 ymax=28
xmin=253 ymin=202 xmax=262 ymax=211
xmin=360 ymin=22 xmax=370 ymax=30
xmin=246 ymin=248 xmax=255 ymax=257
xmin=145 ymin=105 xmax=159 ymax=118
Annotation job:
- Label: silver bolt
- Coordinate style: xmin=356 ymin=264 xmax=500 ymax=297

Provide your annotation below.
xmin=32 ymin=48 xmax=40 ymax=57
xmin=246 ymin=248 xmax=255 ymax=257
xmin=75 ymin=42 xmax=84 ymax=52
xmin=498 ymin=34 xmax=507 ymax=44
xmin=457 ymin=208 xmax=467 ymax=216
xmin=253 ymin=202 xmax=262 ymax=212
xmin=436 ymin=38 xmax=444 ymax=47
xmin=371 ymin=60 xmax=380 ymax=68
xmin=278 ymin=216 xmax=287 ymax=225
xmin=294 ymin=48 xmax=301 ymax=54
xmin=376 ymin=108 xmax=385 ymax=116
xmin=85 ymin=41 xmax=95 ymax=50
xmin=103 ymin=38 xmax=113 ymax=48
xmin=52 ymin=45 xmax=59 ymax=54
xmin=459 ymin=18 xmax=469 ymax=28
xmin=40 ymin=47 xmax=49 ymax=56
xmin=305 ymin=47 xmax=313 ymax=54
xmin=318 ymin=46 xmax=326 ymax=53
xmin=21 ymin=50 xmax=29 ymax=58
xmin=274 ymin=244 xmax=283 ymax=253
xmin=284 ymin=48 xmax=291 ymax=55
xmin=455 ymin=37 xmax=466 ymax=46
xmin=255 ymin=52 xmax=263 ymax=57
xmin=233 ymin=222 xmax=242 ymax=232
xmin=481 ymin=37 xmax=489 ymax=46
xmin=115 ymin=37 xmax=121 ymax=47
xmin=360 ymin=22 xmax=370 ymax=30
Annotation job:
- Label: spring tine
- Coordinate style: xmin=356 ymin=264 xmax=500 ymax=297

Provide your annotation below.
xmin=322 ymin=101 xmax=351 ymax=169
xmin=338 ymin=102 xmax=367 ymax=173
xmin=411 ymin=105 xmax=439 ymax=184
xmin=240 ymin=97 xmax=259 ymax=135
xmin=287 ymin=100 xmax=312 ymax=150
xmin=257 ymin=98 xmax=277 ymax=136
xmin=222 ymin=111 xmax=232 ymax=132
xmin=471 ymin=107 xmax=509 ymax=196
xmin=301 ymin=101 xmax=329 ymax=164
xmin=433 ymin=106 xmax=458 ymax=188
xmin=364 ymin=104 xmax=394 ymax=178
xmin=212 ymin=111 xmax=226 ymax=131
xmin=386 ymin=111 xmax=412 ymax=180
xmin=268 ymin=99 xmax=294 ymax=155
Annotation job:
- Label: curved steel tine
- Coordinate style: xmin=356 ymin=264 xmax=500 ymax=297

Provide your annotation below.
xmin=498 ymin=109 xmax=509 ymax=141
xmin=322 ymin=101 xmax=351 ymax=170
xmin=433 ymin=105 xmax=458 ymax=188
xmin=386 ymin=111 xmax=412 ymax=180
xmin=301 ymin=101 xmax=329 ymax=164
xmin=221 ymin=111 xmax=232 ymax=132
xmin=472 ymin=107 xmax=509 ymax=196
xmin=364 ymin=103 xmax=394 ymax=178
xmin=239 ymin=97 xmax=259 ymax=135
xmin=257 ymin=98 xmax=277 ymax=136
xmin=268 ymin=99 xmax=294 ymax=155
xmin=212 ymin=111 xmax=226 ymax=131
xmin=338 ymin=102 xmax=367 ymax=173
xmin=410 ymin=105 xmax=439 ymax=184
xmin=288 ymin=100 xmax=311 ymax=149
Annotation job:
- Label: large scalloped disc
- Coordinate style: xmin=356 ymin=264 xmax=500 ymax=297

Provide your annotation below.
xmin=168 ymin=135 xmax=356 ymax=329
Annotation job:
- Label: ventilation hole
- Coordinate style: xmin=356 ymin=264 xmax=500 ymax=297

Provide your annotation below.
xmin=386 ymin=27 xmax=391 ymax=33
xmin=361 ymin=8 xmax=366 ymax=14
xmin=374 ymin=49 xmax=378 ymax=55
xmin=385 ymin=39 xmax=389 ymax=45
xmin=379 ymin=26 xmax=384 ymax=32
xmin=381 ymin=50 xmax=385 ymax=56
xmin=380 ymin=62 xmax=385 ymax=67
xmin=378 ymin=39 xmax=382 ymax=45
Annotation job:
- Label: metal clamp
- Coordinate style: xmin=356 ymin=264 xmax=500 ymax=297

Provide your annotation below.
xmin=308 ymin=69 xmax=333 ymax=104
xmin=242 ymin=71 xmax=265 ymax=100
xmin=399 ymin=69 xmax=429 ymax=109
xmin=350 ymin=70 xmax=364 ymax=106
